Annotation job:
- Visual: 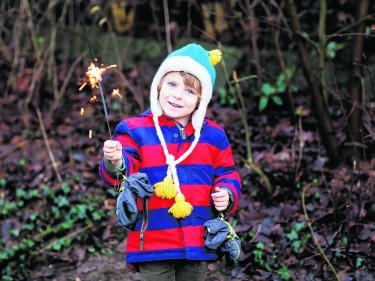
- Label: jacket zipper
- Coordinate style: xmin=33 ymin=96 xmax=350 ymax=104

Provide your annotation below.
xmin=175 ymin=122 xmax=186 ymax=140
xmin=140 ymin=197 xmax=148 ymax=251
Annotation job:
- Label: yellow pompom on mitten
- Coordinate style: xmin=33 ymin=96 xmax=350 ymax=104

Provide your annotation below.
xmin=208 ymin=49 xmax=222 ymax=66
xmin=154 ymin=176 xmax=177 ymax=199
xmin=169 ymin=193 xmax=193 ymax=219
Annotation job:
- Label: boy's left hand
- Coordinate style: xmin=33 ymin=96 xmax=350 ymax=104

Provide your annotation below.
xmin=211 ymin=186 xmax=230 ymax=211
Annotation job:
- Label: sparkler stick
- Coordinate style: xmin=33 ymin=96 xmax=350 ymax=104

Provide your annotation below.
xmin=75 ymin=0 xmax=113 ymax=139
xmin=98 ymin=81 xmax=112 ymax=139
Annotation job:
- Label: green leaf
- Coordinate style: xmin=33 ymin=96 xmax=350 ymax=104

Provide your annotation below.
xmin=356 ymin=257 xmax=364 ymax=268
xmin=92 ymin=210 xmax=102 ymax=221
xmin=276 ymin=74 xmax=286 ymax=92
xmin=365 ymin=26 xmax=373 ymax=36
xmin=218 ymin=86 xmax=227 ymax=105
xmin=272 ymin=95 xmax=283 ymax=106
xmin=291 ymin=84 xmax=299 ymax=92
xmin=52 ymin=241 xmax=62 ymax=251
xmin=22 ymin=238 xmax=35 ymax=248
xmin=10 ymin=229 xmax=20 ymax=237
xmin=265 ymin=263 xmax=272 ymax=272
xmin=55 ymin=195 xmax=69 ymax=208
xmin=0 ymin=178 xmax=7 ymax=187
xmin=22 ymin=223 xmax=34 ymax=231
xmin=256 ymin=242 xmax=265 ymax=249
xmin=285 ymin=68 xmax=293 ymax=79
xmin=295 ymin=222 xmax=305 ymax=232
xmin=335 ymin=251 xmax=345 ymax=258
xmin=42 ymin=185 xmax=55 ymax=199
xmin=88 ymin=247 xmax=96 ymax=253
xmin=16 ymin=188 xmax=27 ymax=199
xmin=253 ymin=249 xmax=264 ymax=265
xmin=52 ymin=206 xmax=61 ymax=219
xmin=259 ymin=96 xmax=268 ymax=111
xmin=2 ymin=202 xmax=16 ymax=215
xmin=342 ymin=236 xmax=348 ymax=246
xmin=61 ymin=182 xmax=71 ymax=194
xmin=62 ymin=237 xmax=71 ymax=247
xmin=17 ymin=200 xmax=25 ymax=207
xmin=28 ymin=189 xmax=39 ymax=199
xmin=228 ymin=87 xmax=236 ymax=105
xmin=278 ymin=264 xmax=292 ymax=280
xmin=0 ymin=251 xmax=9 ymax=260
xmin=287 ymin=229 xmax=298 ymax=241
xmin=261 ymin=83 xmax=275 ymax=96
xmin=292 ymin=240 xmax=301 ymax=253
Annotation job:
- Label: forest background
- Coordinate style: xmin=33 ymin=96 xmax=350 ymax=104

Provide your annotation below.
xmin=0 ymin=0 xmax=374 ymax=280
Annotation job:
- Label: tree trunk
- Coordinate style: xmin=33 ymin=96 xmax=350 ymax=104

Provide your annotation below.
xmin=347 ymin=0 xmax=370 ymax=160
xmin=285 ymin=0 xmax=341 ymax=166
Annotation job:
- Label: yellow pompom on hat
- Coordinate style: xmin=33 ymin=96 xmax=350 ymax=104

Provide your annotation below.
xmin=150 ymin=44 xmax=221 ymax=219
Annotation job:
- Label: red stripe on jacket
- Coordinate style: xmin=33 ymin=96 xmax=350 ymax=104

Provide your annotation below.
xmin=127 ymin=226 xmax=205 ymax=252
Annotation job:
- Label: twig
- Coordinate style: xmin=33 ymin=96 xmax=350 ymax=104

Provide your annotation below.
xmin=302 ymin=184 xmax=341 ymax=281
xmin=22 ymin=0 xmax=42 ymax=63
xmin=37 ymin=223 xmax=94 ymax=253
xmin=36 ymin=107 xmax=63 ymax=183
xmin=219 ymin=43 xmax=271 ymax=193
xmin=59 ymin=51 xmax=86 ymax=99
xmin=249 ymin=224 xmax=262 ymax=243
xmin=47 ymin=51 xmax=87 ymax=120
xmin=150 ymin=0 xmax=163 ymax=44
xmin=163 ymin=0 xmax=172 ymax=53
xmin=0 ymin=139 xmax=29 ymax=159
xmin=294 ymin=113 xmax=304 ymax=182
xmin=232 ymin=70 xmax=272 ymax=194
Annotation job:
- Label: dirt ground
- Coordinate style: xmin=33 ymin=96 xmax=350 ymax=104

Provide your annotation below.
xmin=30 ymin=252 xmax=245 ymax=281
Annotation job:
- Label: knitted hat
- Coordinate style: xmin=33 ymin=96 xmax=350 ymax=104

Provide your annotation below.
xmin=150 ymin=43 xmax=221 ymax=219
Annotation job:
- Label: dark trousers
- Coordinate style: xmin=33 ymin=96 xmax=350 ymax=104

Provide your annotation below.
xmin=138 ymin=260 xmax=208 ymax=281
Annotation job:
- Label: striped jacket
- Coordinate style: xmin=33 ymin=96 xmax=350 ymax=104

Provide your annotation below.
xmin=99 ymin=109 xmax=241 ymax=267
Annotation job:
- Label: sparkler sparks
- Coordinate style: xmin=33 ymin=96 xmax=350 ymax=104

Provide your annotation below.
xmin=79 ymin=61 xmax=117 ymax=91
xmin=89 ymin=96 xmax=98 ymax=103
xmin=111 ymin=88 xmax=123 ymax=99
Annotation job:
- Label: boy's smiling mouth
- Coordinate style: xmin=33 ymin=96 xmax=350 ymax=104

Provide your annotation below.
xmin=169 ymin=101 xmax=183 ymax=108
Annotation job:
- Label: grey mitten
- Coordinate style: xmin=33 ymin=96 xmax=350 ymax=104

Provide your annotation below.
xmin=116 ymin=173 xmax=153 ymax=230
xmin=116 ymin=183 xmax=138 ymax=231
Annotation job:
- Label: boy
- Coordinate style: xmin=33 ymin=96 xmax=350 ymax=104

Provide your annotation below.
xmin=100 ymin=43 xmax=241 ymax=281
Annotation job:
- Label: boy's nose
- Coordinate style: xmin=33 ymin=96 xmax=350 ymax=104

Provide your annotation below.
xmin=173 ymin=89 xmax=183 ymax=99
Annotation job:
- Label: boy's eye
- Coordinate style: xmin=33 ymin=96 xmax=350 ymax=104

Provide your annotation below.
xmin=167 ymin=82 xmax=176 ymax=87
xmin=186 ymin=89 xmax=196 ymax=95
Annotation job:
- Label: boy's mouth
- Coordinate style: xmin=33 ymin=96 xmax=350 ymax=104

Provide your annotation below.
xmin=169 ymin=102 xmax=183 ymax=108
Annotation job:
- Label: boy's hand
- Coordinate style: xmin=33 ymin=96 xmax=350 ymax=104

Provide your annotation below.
xmin=103 ymin=140 xmax=123 ymax=167
xmin=211 ymin=186 xmax=230 ymax=212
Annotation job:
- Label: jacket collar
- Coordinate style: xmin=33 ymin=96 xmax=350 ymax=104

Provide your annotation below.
xmin=158 ymin=115 xmax=195 ymax=138
xmin=142 ymin=109 xmax=205 ymax=138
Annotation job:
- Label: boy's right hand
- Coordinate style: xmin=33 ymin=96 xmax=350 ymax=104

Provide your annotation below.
xmin=103 ymin=140 xmax=123 ymax=167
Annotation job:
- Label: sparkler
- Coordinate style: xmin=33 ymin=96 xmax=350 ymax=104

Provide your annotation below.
xmin=79 ymin=62 xmax=118 ymax=139
xmin=75 ymin=0 xmax=120 ymax=140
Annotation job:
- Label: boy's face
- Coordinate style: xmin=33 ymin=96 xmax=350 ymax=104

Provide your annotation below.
xmin=158 ymin=72 xmax=200 ymax=126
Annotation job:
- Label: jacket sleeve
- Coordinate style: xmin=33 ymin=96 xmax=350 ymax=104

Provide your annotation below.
xmin=212 ymin=132 xmax=241 ymax=216
xmin=99 ymin=120 xmax=142 ymax=189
